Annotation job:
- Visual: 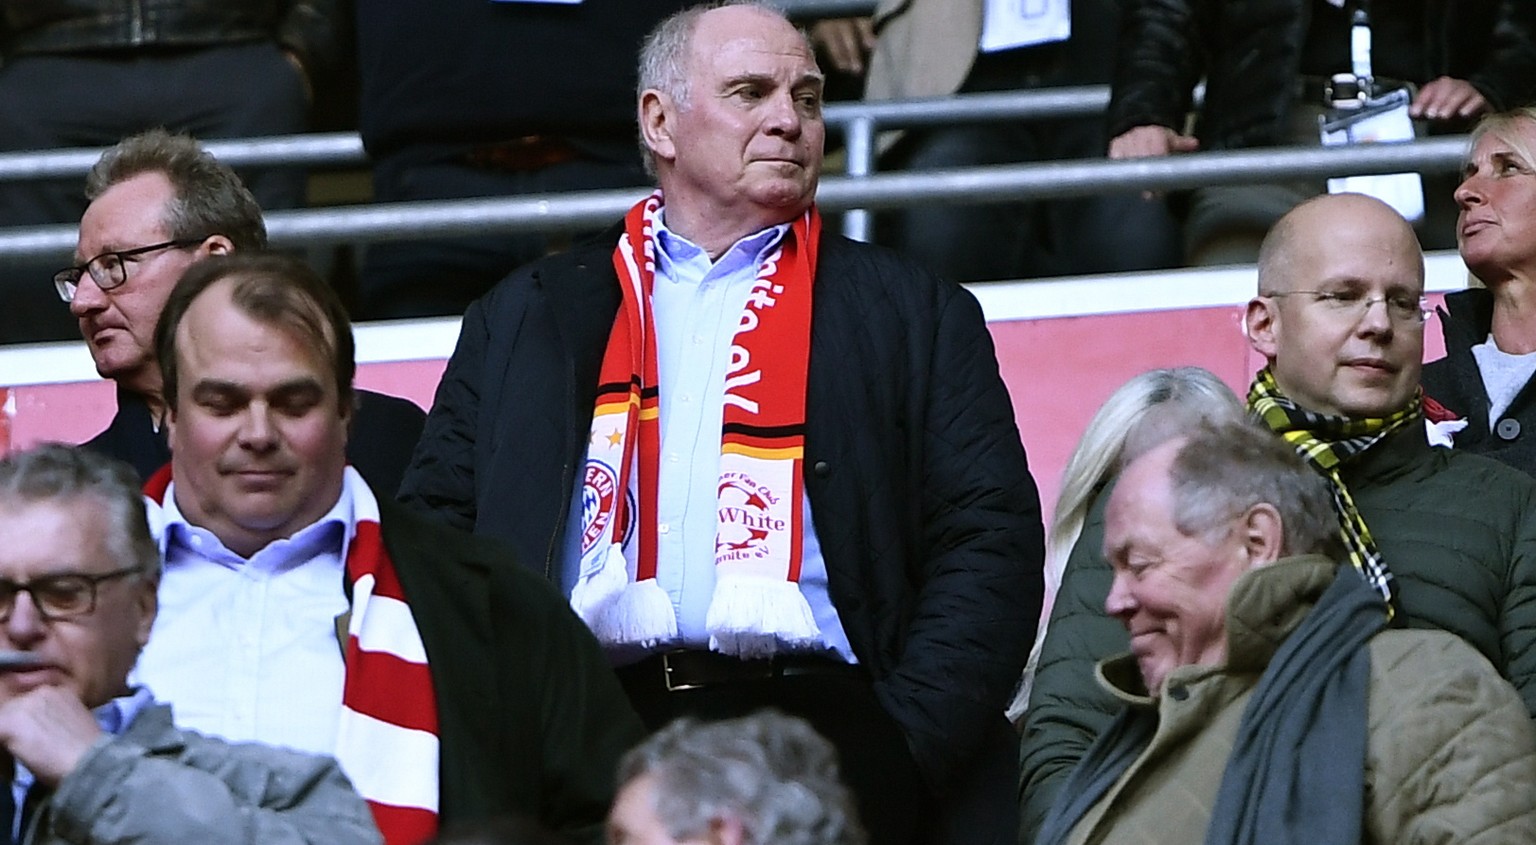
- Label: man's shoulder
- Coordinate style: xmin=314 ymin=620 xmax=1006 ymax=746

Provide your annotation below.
xmin=118 ymin=703 xmax=339 ymax=777
xmin=1368 ymin=429 xmax=1536 ymax=504
xmin=817 ymin=231 xmax=946 ymax=286
xmin=813 ymin=231 xmax=974 ymax=317
xmin=356 ymin=389 xmax=424 ymax=422
xmin=1433 ymin=444 xmax=1536 ymax=503
xmin=375 ymin=500 xmax=569 ymax=614
xmin=1366 ymin=627 xmax=1522 ymax=714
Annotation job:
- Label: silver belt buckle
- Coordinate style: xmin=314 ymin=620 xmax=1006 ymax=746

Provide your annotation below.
xmin=662 ymin=652 xmax=704 ymax=692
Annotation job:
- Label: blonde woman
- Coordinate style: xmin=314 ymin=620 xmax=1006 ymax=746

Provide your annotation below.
xmin=1424 ymin=106 xmax=1536 ymax=476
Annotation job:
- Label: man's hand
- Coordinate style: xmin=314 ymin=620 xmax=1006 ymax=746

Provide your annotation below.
xmin=1410 ymin=76 xmax=1488 ymax=121
xmin=0 ymin=688 xmax=101 ymax=787
xmin=810 ymin=18 xmax=875 ymax=76
xmin=1109 ymin=125 xmax=1199 ymax=199
xmin=1108 ymin=125 xmax=1200 ymax=159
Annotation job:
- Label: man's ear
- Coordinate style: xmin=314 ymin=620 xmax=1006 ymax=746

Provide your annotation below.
xmin=202 ymin=234 xmax=235 ymax=257
xmin=133 ymin=574 xmax=159 ymax=649
xmin=1244 ymin=296 xmax=1280 ymax=360
xmin=639 ymin=89 xmax=678 ymax=166
xmin=1239 ymin=502 xmax=1285 ymax=567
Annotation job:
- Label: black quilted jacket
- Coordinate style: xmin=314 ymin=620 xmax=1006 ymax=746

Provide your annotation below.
xmin=399 ymin=222 xmax=1047 ymax=801
xmin=1107 ymin=0 xmax=1536 ymax=150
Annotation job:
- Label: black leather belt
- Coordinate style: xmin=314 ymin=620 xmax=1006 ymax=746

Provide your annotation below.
xmin=616 ymin=649 xmax=865 ymax=693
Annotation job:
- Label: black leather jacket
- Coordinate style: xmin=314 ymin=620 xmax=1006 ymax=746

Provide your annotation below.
xmin=1108 ymin=0 xmax=1536 ymax=150
xmin=0 ymin=0 xmax=335 ymax=74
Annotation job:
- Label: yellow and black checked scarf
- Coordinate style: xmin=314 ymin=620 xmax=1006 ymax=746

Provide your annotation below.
xmin=1247 ymin=368 xmax=1418 ymax=611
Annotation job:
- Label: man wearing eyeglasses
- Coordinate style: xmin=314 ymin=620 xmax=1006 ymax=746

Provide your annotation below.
xmin=63 ymin=129 xmax=425 ymax=497
xmin=1018 ymin=192 xmax=1536 ymax=841
xmin=0 ymin=443 xmax=381 ymax=845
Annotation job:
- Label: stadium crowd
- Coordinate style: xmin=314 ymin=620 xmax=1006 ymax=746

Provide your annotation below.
xmin=2 ymin=1 xmax=1536 ymax=844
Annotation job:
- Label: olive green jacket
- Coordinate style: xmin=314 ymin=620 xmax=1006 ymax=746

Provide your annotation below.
xmin=1021 ymin=427 xmax=1536 ymax=841
xmin=1060 ymin=557 xmax=1536 ymax=845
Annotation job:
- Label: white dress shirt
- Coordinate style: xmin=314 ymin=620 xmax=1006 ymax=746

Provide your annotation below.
xmin=135 ymin=482 xmax=354 ymax=756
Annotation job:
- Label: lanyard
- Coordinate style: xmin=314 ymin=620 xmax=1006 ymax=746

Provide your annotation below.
xmin=1348 ymin=0 xmax=1374 ymax=92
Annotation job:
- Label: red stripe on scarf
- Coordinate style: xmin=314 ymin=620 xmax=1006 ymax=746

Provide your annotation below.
xmin=144 ymin=462 xmax=172 ymax=503
xmin=342 ymin=646 xmax=439 ymax=733
xmin=348 ymin=520 xmax=409 ymax=601
xmin=367 ymin=804 xmax=438 ymax=845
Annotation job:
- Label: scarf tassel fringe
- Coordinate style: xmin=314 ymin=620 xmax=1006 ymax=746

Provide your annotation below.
xmin=706 ymin=574 xmax=822 ymax=659
xmin=593 ymin=577 xmax=679 ymax=648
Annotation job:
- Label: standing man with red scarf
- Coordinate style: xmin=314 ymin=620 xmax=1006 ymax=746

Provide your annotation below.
xmin=399 ymin=4 xmax=1046 ymax=845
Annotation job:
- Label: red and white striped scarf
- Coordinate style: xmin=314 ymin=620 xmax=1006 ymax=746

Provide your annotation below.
xmin=569 ymin=192 xmax=824 ymax=658
xmin=145 ymin=466 xmax=440 ymax=845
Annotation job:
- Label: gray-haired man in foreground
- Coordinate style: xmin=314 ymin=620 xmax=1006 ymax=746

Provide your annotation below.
xmin=0 ymin=443 xmax=380 ymax=845
xmin=1036 ymin=421 xmax=1536 ymax=845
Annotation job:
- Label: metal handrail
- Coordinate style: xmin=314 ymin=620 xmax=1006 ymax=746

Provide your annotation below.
xmin=0 ymin=136 xmax=1469 ymax=259
xmin=0 ymin=88 xmax=1116 ymax=184
xmin=775 ymin=0 xmax=877 ymax=18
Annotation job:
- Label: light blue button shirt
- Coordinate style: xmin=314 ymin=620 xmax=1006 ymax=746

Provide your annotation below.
xmin=562 ymin=214 xmax=855 ymax=662
xmin=135 ymin=481 xmax=352 ymax=755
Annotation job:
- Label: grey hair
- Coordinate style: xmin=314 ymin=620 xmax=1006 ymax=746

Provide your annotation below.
xmin=635 ymin=0 xmax=810 ymax=178
xmin=617 ymin=711 xmax=866 ymax=845
xmin=0 ymin=444 xmax=160 ymax=578
xmin=1168 ymin=420 xmax=1343 ymax=559
xmin=85 ymin=128 xmax=267 ymax=251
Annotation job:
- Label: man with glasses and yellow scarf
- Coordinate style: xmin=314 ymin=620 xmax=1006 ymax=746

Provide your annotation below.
xmin=1018 ymin=193 xmax=1536 ymax=843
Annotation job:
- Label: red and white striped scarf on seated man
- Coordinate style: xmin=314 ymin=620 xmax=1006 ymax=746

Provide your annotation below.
xmin=145 ymin=464 xmax=440 ymax=845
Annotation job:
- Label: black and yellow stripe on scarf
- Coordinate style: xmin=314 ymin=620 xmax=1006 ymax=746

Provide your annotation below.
xmin=1247 ymin=368 xmax=1417 ymax=613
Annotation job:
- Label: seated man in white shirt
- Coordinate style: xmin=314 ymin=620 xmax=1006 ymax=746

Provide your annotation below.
xmin=134 ymin=252 xmax=645 ymax=845
xmin=0 ymin=443 xmax=380 ymax=845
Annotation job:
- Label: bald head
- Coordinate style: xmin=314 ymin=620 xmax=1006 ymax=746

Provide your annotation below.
xmin=1246 ymin=193 xmax=1426 ymax=419
xmin=1258 ymin=193 xmax=1424 ymax=296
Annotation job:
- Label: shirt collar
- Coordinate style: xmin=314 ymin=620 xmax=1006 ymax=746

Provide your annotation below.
xmin=157 ymin=474 xmax=355 ymax=567
xmin=94 ymin=686 xmax=156 ymax=736
xmin=653 ymin=213 xmax=789 ymax=284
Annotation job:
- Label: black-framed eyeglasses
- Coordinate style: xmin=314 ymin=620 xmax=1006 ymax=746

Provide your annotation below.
xmin=53 ymin=238 xmax=207 ymax=303
xmin=1261 ymin=289 xmax=1432 ymax=324
xmin=0 ymin=565 xmax=144 ymax=622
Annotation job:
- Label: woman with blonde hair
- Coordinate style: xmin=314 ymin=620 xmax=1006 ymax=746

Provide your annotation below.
xmin=1007 ymin=366 xmax=1244 ymax=721
xmin=1424 ymin=106 xmax=1536 ymax=475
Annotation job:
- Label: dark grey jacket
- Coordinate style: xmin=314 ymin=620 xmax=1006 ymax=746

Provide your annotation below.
xmin=30 ymin=703 xmax=379 ymax=845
